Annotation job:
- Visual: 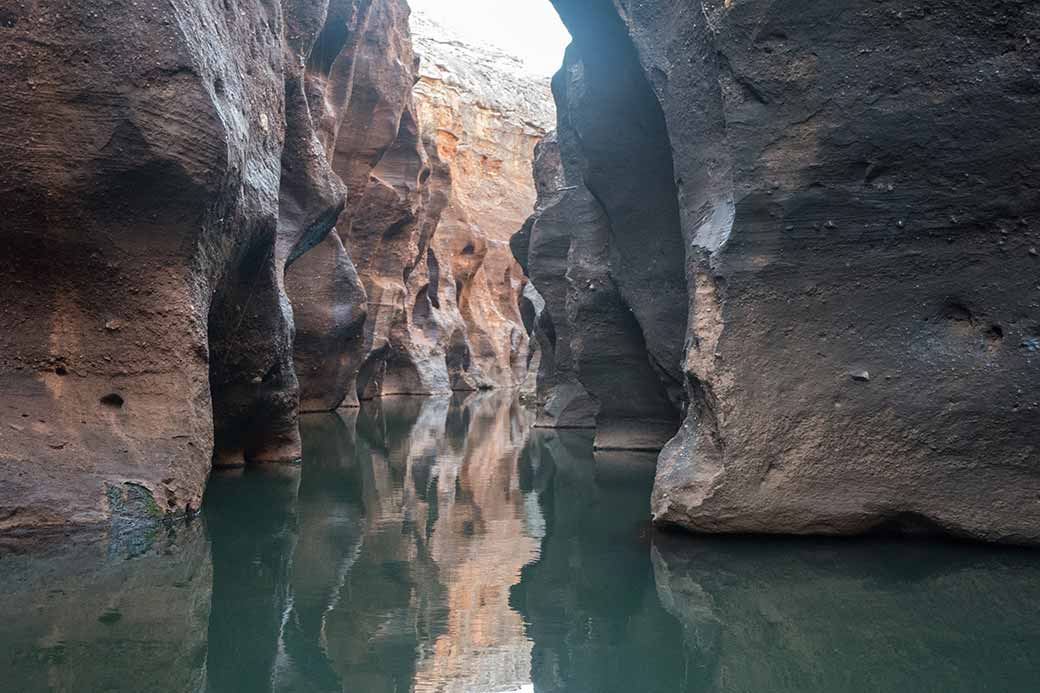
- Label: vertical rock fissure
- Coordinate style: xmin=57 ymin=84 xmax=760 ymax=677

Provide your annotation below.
xmin=515 ymin=0 xmax=690 ymax=451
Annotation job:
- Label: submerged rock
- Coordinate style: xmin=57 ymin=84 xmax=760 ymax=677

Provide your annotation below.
xmin=539 ymin=0 xmax=1040 ymax=542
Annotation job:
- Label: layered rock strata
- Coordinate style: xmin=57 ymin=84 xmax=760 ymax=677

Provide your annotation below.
xmin=534 ymin=0 xmax=1040 ymax=542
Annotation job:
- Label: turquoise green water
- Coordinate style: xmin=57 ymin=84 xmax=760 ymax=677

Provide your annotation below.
xmin=3 ymin=393 xmax=1040 ymax=692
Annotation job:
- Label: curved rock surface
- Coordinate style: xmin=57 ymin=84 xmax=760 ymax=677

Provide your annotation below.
xmin=532 ymin=0 xmax=1040 ymax=542
xmin=297 ymin=9 xmax=549 ymax=405
xmin=287 ymin=0 xmax=418 ymax=410
xmin=515 ymin=11 xmax=687 ymax=448
xmin=364 ymin=10 xmax=549 ymax=398
xmin=0 ymin=0 xmax=376 ymax=542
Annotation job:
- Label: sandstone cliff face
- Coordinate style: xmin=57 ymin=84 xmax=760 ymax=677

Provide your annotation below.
xmin=0 ymin=0 xmax=378 ymax=541
xmin=294 ymin=10 xmax=549 ymax=406
xmin=286 ymin=0 xmax=417 ymax=411
xmin=0 ymin=0 xmax=549 ymax=542
xmin=363 ymin=11 xmax=550 ymax=398
xmin=534 ymin=0 xmax=1040 ymax=542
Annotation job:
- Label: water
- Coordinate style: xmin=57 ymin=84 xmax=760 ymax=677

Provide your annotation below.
xmin=3 ymin=392 xmax=1040 ymax=692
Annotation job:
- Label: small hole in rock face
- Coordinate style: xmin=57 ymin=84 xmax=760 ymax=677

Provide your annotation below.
xmin=55 ymin=365 xmax=68 ymax=376
xmin=461 ymin=243 xmax=475 ymax=255
xmin=942 ymin=301 xmax=973 ymax=322
xmin=983 ymin=324 xmax=1004 ymax=352
xmin=100 ymin=393 xmax=124 ymax=408
xmin=213 ymin=77 xmax=225 ymax=94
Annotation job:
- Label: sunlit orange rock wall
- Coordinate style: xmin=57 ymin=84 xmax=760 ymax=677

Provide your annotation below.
xmin=409 ymin=12 xmax=553 ymax=393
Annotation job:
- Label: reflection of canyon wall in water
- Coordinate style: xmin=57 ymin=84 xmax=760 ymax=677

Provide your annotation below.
xmin=512 ymin=431 xmax=688 ymax=693
xmin=325 ymin=393 xmax=540 ymax=693
xmin=205 ymin=413 xmax=366 ymax=693
xmin=651 ymin=537 xmax=1040 ymax=691
xmin=200 ymin=393 xmax=542 ymax=693
xmin=413 ymin=394 xmax=540 ymax=693
xmin=0 ymin=524 xmax=211 ymax=691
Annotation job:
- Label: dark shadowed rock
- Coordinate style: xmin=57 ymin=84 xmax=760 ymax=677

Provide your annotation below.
xmin=544 ymin=0 xmax=1040 ymax=542
xmin=208 ymin=0 xmax=349 ymax=468
xmin=289 ymin=232 xmax=367 ymax=412
xmin=513 ymin=17 xmax=687 ymax=447
xmin=513 ymin=135 xmax=599 ymax=430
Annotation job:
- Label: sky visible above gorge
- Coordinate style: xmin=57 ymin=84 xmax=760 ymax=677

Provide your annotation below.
xmin=407 ymin=0 xmax=572 ymax=77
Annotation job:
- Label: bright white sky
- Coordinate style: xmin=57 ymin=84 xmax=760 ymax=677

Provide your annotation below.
xmin=408 ymin=0 xmax=572 ymax=77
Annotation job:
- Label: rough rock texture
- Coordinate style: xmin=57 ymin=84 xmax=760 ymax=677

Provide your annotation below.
xmin=514 ymin=14 xmax=687 ymax=448
xmin=543 ymin=0 xmax=1040 ymax=542
xmin=286 ymin=0 xmax=417 ymax=411
xmin=0 ymin=0 xmax=358 ymax=540
xmin=357 ymin=11 xmax=551 ymax=397
xmin=512 ymin=136 xmax=598 ymax=430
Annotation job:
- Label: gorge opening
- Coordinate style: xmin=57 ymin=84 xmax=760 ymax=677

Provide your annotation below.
xmin=3 ymin=1 xmax=1040 ymax=691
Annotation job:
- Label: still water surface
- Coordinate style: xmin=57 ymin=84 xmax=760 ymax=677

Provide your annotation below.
xmin=3 ymin=393 xmax=1040 ymax=692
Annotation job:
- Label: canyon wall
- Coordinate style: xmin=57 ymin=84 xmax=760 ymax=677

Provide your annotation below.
xmin=0 ymin=0 xmax=546 ymax=543
xmin=515 ymin=12 xmax=688 ymax=449
xmin=288 ymin=10 xmax=547 ymax=408
xmin=527 ymin=0 xmax=1040 ymax=542
xmin=0 ymin=0 xmax=364 ymax=540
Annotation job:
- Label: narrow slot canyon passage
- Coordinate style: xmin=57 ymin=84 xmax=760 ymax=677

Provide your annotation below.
xmin=2 ymin=1 xmax=1040 ymax=691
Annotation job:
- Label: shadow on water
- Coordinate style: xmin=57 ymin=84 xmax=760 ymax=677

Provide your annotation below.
xmin=3 ymin=393 xmax=1040 ymax=692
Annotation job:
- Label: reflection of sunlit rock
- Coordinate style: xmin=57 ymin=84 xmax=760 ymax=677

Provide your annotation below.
xmin=0 ymin=523 xmax=211 ymax=692
xmin=318 ymin=393 xmax=542 ymax=693
xmin=414 ymin=393 xmax=540 ymax=693
xmin=651 ymin=537 xmax=1040 ymax=691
